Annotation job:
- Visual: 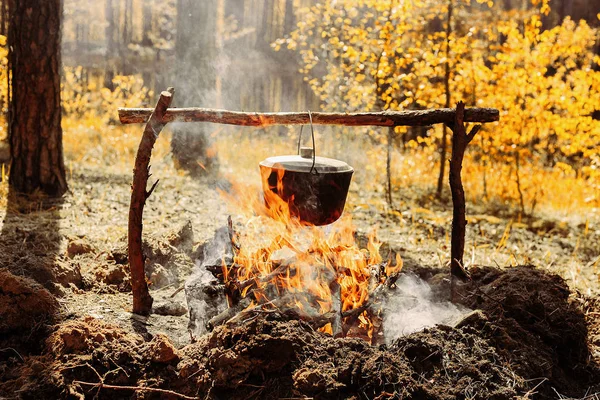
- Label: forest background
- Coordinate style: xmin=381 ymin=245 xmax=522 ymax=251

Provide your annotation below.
xmin=0 ymin=0 xmax=598 ymax=291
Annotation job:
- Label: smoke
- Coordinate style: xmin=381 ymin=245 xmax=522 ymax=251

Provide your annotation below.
xmin=185 ymin=226 xmax=232 ymax=338
xmin=383 ymin=273 xmax=470 ymax=344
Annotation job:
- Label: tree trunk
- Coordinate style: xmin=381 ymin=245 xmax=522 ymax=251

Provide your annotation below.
xmin=283 ymin=0 xmax=295 ymax=35
xmin=142 ymin=0 xmax=153 ymax=46
xmin=120 ymin=0 xmax=134 ymax=75
xmin=386 ymin=126 xmax=393 ymax=207
xmin=104 ymin=0 xmax=115 ymax=90
xmin=122 ymin=0 xmax=133 ymax=46
xmin=172 ymin=0 xmax=219 ymax=174
xmin=8 ymin=0 xmax=67 ymax=196
xmin=0 ymin=0 xmax=8 ymax=35
xmin=436 ymin=0 xmax=453 ymax=199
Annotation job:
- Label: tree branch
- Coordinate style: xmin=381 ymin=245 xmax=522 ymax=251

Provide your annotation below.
xmin=128 ymin=88 xmax=174 ymax=315
xmin=118 ymin=107 xmax=499 ymax=127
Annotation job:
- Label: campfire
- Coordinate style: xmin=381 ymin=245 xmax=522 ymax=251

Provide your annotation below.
xmin=186 ymin=164 xmax=402 ymax=344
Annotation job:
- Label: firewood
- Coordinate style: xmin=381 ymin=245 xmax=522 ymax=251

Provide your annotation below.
xmin=342 ymin=268 xmax=401 ymax=321
xmin=206 ymin=297 xmax=253 ymax=331
xmin=234 ymin=263 xmax=295 ymax=293
xmin=329 ymin=279 xmax=343 ymax=337
xmin=225 ymin=296 xmax=337 ymax=330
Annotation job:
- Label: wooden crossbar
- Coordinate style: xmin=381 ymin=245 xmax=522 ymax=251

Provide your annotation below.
xmin=118 ymin=107 xmax=499 ymax=127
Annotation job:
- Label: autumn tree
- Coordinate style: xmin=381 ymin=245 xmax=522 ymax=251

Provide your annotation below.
xmin=8 ymin=0 xmax=67 ymax=196
xmin=277 ymin=0 xmax=600 ymax=211
xmin=275 ymin=0 xmax=485 ymax=201
xmin=467 ymin=14 xmax=600 ymax=214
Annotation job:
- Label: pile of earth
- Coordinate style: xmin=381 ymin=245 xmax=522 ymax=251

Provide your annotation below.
xmin=1 ymin=265 xmax=599 ymax=399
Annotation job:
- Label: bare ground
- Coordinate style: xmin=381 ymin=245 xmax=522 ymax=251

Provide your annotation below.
xmin=0 ymin=161 xmax=599 ymax=399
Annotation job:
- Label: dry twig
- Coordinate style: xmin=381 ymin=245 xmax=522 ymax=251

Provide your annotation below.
xmin=73 ymin=380 xmax=199 ymax=400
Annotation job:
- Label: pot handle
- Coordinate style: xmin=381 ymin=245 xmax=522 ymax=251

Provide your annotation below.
xmin=296 ymin=110 xmax=317 ymax=174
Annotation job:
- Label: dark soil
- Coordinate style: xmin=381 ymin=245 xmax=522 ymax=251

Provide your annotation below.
xmin=0 ymin=269 xmax=58 ymax=350
xmin=1 ymin=265 xmax=598 ymax=400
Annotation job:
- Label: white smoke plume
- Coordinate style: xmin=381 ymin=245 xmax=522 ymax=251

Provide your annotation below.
xmin=383 ymin=273 xmax=470 ymax=344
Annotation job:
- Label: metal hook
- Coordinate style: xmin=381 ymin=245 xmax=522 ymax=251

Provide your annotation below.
xmin=296 ymin=111 xmax=317 ymax=174
xmin=308 ymin=110 xmax=316 ymax=174
xmin=297 ymin=125 xmax=304 ymax=155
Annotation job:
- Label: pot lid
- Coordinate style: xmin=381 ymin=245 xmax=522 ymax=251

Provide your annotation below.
xmin=260 ymin=148 xmax=353 ymax=173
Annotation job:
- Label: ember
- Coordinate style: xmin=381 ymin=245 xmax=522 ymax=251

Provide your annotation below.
xmin=186 ymin=168 xmax=402 ymax=343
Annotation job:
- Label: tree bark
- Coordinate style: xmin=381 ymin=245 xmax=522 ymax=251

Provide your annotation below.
xmin=104 ymin=0 xmax=115 ymax=90
xmin=436 ymin=0 xmax=453 ymax=199
xmin=8 ymin=0 xmax=67 ymax=196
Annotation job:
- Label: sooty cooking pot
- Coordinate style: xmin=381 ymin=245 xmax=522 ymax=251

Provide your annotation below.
xmin=259 ymin=116 xmax=354 ymax=226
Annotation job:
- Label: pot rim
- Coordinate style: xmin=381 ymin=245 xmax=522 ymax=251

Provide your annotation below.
xmin=259 ymin=155 xmax=354 ymax=174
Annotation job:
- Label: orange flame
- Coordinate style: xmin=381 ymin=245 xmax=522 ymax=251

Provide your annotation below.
xmin=218 ymin=168 xmax=402 ymax=341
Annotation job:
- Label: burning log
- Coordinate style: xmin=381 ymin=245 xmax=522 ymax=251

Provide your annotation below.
xmin=207 ymin=297 xmax=253 ymax=331
xmin=118 ymin=107 xmax=499 ymax=127
xmin=329 ymin=280 xmax=343 ymax=337
xmin=341 ymin=266 xmax=402 ymax=322
xmin=223 ymin=295 xmax=338 ymax=331
xmin=233 ymin=263 xmax=295 ymax=293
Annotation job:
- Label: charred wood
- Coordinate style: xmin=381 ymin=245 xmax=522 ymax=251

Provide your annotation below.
xmin=207 ymin=297 xmax=253 ymax=331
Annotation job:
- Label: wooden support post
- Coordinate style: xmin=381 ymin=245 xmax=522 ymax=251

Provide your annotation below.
xmin=447 ymin=101 xmax=481 ymax=281
xmin=128 ymin=88 xmax=175 ymax=315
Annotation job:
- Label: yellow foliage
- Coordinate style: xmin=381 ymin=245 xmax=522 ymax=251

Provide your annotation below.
xmin=276 ymin=0 xmax=600 ymax=212
xmin=61 ymin=69 xmax=164 ymax=171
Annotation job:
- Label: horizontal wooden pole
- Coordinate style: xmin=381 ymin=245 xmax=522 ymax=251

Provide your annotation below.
xmin=118 ymin=107 xmax=499 ymax=127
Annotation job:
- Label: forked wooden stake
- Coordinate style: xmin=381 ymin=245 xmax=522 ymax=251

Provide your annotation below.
xmin=447 ymin=101 xmax=481 ymax=282
xmin=129 ymin=88 xmax=175 ymax=315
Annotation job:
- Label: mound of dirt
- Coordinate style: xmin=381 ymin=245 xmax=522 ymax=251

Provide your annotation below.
xmin=0 ymin=268 xmax=58 ymax=336
xmin=582 ymin=296 xmax=600 ymax=361
xmin=47 ymin=316 xmax=143 ymax=356
xmin=456 ymin=265 xmax=594 ymax=396
xmin=107 ymin=221 xmax=196 ymax=290
xmin=2 ymin=265 xmax=598 ymax=400
xmin=177 ymin=315 xmax=523 ymax=399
